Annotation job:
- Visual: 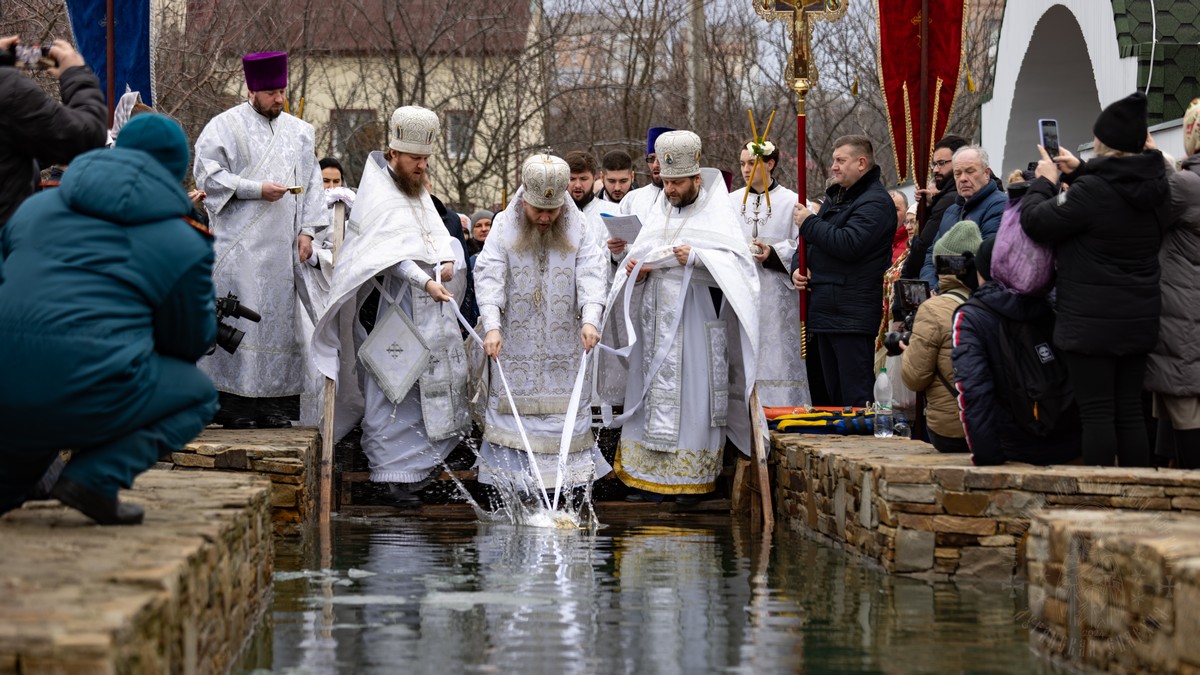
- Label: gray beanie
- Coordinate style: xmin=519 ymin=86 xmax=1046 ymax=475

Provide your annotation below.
xmin=933 ymin=220 xmax=982 ymax=257
xmin=470 ymin=209 xmax=494 ymax=226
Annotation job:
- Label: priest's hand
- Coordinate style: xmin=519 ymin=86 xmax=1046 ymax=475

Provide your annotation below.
xmin=607 ymin=237 xmax=627 ymax=256
xmin=424 ymin=279 xmax=453 ymax=303
xmin=581 ymin=323 xmax=600 ymax=353
xmin=625 ymin=257 xmax=650 ymax=282
xmin=439 ymin=261 xmax=454 ymax=282
xmin=793 ymin=202 xmax=814 ymax=228
xmin=297 ymin=234 xmax=313 ymax=263
xmin=792 ymin=268 xmax=811 ymax=291
xmin=484 ymin=329 xmax=503 ymax=358
xmin=752 ymin=242 xmax=770 ymax=263
xmin=673 ymin=245 xmax=693 ymax=267
xmin=262 ymin=181 xmax=288 ymax=202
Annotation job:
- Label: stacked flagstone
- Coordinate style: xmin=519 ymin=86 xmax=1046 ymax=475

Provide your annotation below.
xmin=163 ymin=427 xmax=320 ymax=536
xmin=1025 ymin=509 xmax=1200 ymax=673
xmin=0 ymin=471 xmax=272 ymax=674
xmin=771 ymin=434 xmax=1200 ymax=580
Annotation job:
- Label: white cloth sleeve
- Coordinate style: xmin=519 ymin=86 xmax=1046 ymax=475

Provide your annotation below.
xmin=398 ymin=260 xmax=431 ymax=289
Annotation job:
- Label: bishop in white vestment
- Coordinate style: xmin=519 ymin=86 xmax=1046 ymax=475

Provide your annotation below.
xmin=604 ymin=131 xmax=761 ymax=498
xmin=472 ymin=154 xmax=611 ymax=495
xmin=193 ymin=52 xmax=325 ymax=413
xmin=726 ymin=140 xmax=811 ymax=445
xmin=312 ymin=107 xmax=468 ymax=497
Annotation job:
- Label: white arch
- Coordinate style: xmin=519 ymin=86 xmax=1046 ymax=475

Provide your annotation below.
xmin=981 ymin=1 xmax=1138 ymax=175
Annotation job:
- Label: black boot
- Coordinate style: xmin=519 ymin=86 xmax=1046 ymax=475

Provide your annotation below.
xmin=51 ymin=477 xmax=144 ymax=525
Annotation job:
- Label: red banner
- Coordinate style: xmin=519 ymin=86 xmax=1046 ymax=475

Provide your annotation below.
xmin=877 ymin=0 xmax=968 ymax=184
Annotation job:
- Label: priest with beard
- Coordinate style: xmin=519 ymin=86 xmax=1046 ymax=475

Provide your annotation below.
xmin=605 ymin=130 xmax=761 ymax=504
xmin=471 ymin=153 xmax=611 ymax=498
xmin=312 ymin=106 xmax=469 ymax=506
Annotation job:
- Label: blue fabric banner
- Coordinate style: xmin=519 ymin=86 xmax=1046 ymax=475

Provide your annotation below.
xmin=65 ymin=0 xmax=153 ymax=107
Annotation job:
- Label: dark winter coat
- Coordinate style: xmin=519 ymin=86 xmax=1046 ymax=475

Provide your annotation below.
xmin=0 ymin=64 xmax=108 ymax=228
xmin=0 ymin=147 xmax=216 ymax=443
xmin=920 ymin=179 xmax=1007 ymax=288
xmin=1145 ymin=155 xmax=1200 ymax=396
xmin=794 ymin=165 xmax=895 ymax=334
xmin=950 ymin=282 xmax=1081 ymax=466
xmin=1021 ymin=152 xmax=1167 ymax=356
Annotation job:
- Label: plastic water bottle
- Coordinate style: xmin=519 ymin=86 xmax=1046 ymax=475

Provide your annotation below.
xmin=873 ymin=367 xmax=894 ymax=438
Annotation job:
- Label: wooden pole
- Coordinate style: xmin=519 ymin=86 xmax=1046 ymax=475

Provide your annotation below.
xmin=319 ymin=201 xmax=347 ymax=524
xmin=749 ymin=385 xmax=774 ymax=532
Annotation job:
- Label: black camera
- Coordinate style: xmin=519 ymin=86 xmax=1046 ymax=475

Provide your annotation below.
xmin=214 ymin=292 xmax=260 ymax=354
xmin=884 ymin=279 xmax=930 ymax=356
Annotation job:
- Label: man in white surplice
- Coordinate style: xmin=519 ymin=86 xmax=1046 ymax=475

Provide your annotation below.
xmin=725 ymin=138 xmax=811 ymax=455
xmin=312 ymin=106 xmax=469 ymax=505
xmin=605 ymin=130 xmax=761 ymax=502
xmin=192 ymin=51 xmax=325 ymax=427
xmin=473 ymin=154 xmax=611 ymax=495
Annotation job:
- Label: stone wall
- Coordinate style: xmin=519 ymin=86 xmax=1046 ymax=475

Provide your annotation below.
xmin=1026 ymin=509 xmax=1200 ymax=674
xmin=164 ymin=427 xmax=320 ymax=536
xmin=772 ymin=434 xmax=1200 ymax=580
xmin=0 ymin=471 xmax=272 ymax=675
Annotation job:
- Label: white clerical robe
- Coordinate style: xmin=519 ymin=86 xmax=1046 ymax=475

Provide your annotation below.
xmin=312 ymin=152 xmax=468 ymax=484
xmin=728 ymin=183 xmax=811 ymax=412
xmin=193 ymin=102 xmax=325 ymax=398
xmin=619 ymin=183 xmax=661 ymax=219
xmin=602 ymin=169 xmax=761 ymax=494
xmin=471 ymin=190 xmax=611 ymax=493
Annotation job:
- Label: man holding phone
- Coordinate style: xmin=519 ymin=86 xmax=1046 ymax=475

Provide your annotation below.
xmin=193 ymin=51 xmax=325 ymax=428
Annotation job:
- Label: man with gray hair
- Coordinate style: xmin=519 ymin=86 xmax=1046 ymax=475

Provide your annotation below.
xmin=312 ymin=105 xmax=469 ymax=506
xmin=920 ymin=144 xmax=1007 ymax=289
xmin=472 ymin=153 xmax=610 ymax=497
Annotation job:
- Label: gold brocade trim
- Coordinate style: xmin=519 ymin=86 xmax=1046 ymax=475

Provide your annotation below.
xmin=902 ymin=82 xmax=915 ymax=181
xmin=946 ymin=0 xmax=972 ymax=138
xmin=930 ymin=76 xmax=944 ymax=153
xmin=875 ymin=0 xmax=906 ymax=182
xmin=614 ymin=440 xmax=721 ymax=495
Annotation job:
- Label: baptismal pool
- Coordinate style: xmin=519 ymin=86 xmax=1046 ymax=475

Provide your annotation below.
xmin=236 ymin=514 xmax=1048 ymax=674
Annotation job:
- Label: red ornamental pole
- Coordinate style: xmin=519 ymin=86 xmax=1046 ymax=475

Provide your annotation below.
xmin=795 ymin=95 xmax=808 ymax=360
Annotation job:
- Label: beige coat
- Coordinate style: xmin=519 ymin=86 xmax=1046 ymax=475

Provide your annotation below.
xmin=901 ymin=276 xmax=969 ymax=438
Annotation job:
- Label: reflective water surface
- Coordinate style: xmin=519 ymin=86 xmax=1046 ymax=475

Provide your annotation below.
xmin=239 ymin=515 xmax=1047 ymax=674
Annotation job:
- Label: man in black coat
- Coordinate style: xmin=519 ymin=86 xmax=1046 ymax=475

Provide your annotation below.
xmin=791 ymin=135 xmax=896 ymax=406
xmin=0 ymin=36 xmax=108 ymax=228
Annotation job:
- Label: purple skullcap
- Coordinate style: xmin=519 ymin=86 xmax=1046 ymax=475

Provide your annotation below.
xmin=243 ymin=52 xmax=288 ymax=91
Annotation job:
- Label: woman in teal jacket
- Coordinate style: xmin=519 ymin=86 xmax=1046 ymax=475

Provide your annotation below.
xmin=0 ymin=114 xmax=218 ymax=524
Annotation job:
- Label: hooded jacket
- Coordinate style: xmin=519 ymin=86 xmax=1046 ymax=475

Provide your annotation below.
xmin=950 ymin=282 xmax=1081 ymax=466
xmin=1146 ymin=155 xmax=1200 ymax=396
xmin=794 ymin=164 xmax=895 ymax=334
xmin=0 ymin=64 xmax=108 ymax=228
xmin=1021 ymin=152 xmax=1167 ymax=355
xmin=0 ymin=147 xmax=215 ymax=431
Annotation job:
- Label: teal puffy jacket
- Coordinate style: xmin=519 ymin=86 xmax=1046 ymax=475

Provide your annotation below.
xmin=0 ymin=147 xmax=216 ymax=434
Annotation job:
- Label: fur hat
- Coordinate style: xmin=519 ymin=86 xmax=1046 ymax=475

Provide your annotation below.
xmin=521 ymin=154 xmax=570 ymax=209
xmin=933 ymin=220 xmax=982 ymax=258
xmin=1093 ymin=92 xmax=1148 ymax=154
xmin=389 ymin=106 xmax=439 ymax=156
xmin=655 ymin=130 xmax=703 ymax=179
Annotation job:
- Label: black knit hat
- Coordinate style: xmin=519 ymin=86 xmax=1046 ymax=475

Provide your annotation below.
xmin=1093 ymin=92 xmax=1148 ymax=154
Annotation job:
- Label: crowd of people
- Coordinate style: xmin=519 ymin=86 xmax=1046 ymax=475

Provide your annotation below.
xmin=2 ymin=41 xmax=1199 ymax=526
